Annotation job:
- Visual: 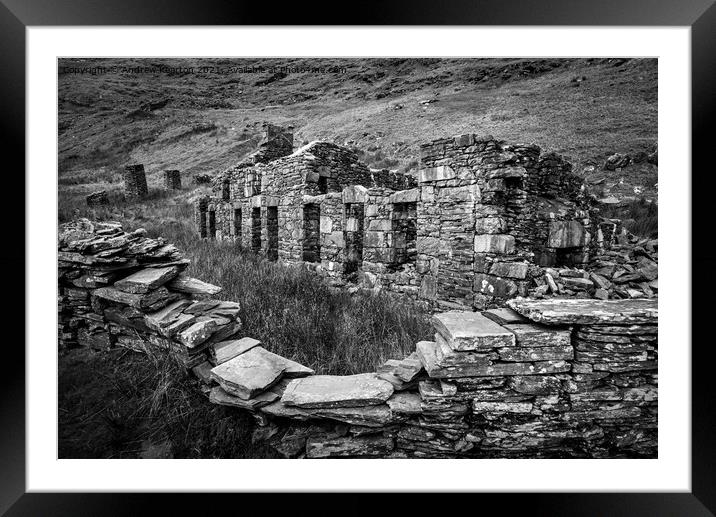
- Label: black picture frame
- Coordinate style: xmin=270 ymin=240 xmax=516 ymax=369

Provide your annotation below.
xmin=3 ymin=0 xmax=713 ymax=514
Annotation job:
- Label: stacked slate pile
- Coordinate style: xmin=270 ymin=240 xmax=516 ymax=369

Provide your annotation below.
xmin=58 ymin=219 xmax=240 ymax=371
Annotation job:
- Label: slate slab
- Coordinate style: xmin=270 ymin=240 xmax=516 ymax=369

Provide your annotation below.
xmin=144 ymin=299 xmax=193 ymax=332
xmin=497 ymin=345 xmax=574 ymax=362
xmin=177 ymin=317 xmax=226 ymax=349
xmin=114 ymin=266 xmax=180 ymax=294
xmin=191 ymin=361 xmax=214 ymax=385
xmin=434 ymin=333 xmax=496 ymax=367
xmin=209 ymin=385 xmax=279 ymax=410
xmin=386 ymin=392 xmax=423 ymax=415
xmin=483 ymin=307 xmax=529 ymax=325
xmin=507 ymin=298 xmax=657 ymax=325
xmin=281 ymin=373 xmax=394 ymax=408
xmin=259 ymin=399 xmax=394 ymax=427
xmin=167 ymin=273 xmax=222 ymax=296
xmin=502 ymin=323 xmax=571 ymax=347
xmin=309 ymin=405 xmax=394 ymax=427
xmin=377 ymin=353 xmax=424 ymax=382
xmin=211 ymin=337 xmax=261 ymax=365
xmin=93 ymin=286 xmax=172 ymax=310
xmin=431 ymin=311 xmax=515 ymax=351
xmin=210 ymin=346 xmax=288 ymax=399
xmin=306 ymin=436 xmax=395 ymax=458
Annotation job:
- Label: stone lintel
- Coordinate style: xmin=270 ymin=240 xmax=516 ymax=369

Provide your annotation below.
xmin=342 ymin=185 xmax=369 ymax=204
xmin=418 ymin=165 xmax=456 ymax=183
xmin=389 ymin=188 xmax=420 ymax=204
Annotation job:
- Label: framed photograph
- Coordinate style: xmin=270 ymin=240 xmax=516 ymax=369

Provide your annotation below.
xmin=5 ymin=0 xmax=714 ymax=513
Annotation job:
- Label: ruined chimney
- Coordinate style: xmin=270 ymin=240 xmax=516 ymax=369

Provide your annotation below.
xmin=122 ymin=164 xmax=148 ymax=198
xmin=250 ymin=123 xmax=294 ymax=164
xmin=164 ymin=169 xmax=182 ymax=190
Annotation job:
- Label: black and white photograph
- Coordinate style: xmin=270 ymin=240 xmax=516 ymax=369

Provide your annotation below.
xmin=56 ymin=57 xmax=659 ymax=460
xmin=1 ymin=0 xmax=709 ymax=508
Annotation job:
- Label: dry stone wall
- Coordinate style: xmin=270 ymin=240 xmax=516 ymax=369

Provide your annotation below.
xmin=59 ymin=219 xmax=658 ymax=459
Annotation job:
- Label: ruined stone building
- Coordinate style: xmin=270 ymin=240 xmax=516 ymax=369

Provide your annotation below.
xmin=196 ymin=124 xmax=606 ymax=309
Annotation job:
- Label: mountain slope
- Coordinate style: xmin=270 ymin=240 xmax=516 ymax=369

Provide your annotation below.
xmin=58 ymin=58 xmax=657 ymax=199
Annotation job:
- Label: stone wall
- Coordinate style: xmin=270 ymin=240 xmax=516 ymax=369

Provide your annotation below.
xmin=123 ymin=164 xmax=149 ymax=198
xmin=416 ymin=135 xmax=592 ymax=310
xmin=199 ymin=140 xmax=418 ymax=281
xmin=164 ymin=169 xmax=181 ymax=190
xmin=59 ymin=219 xmax=658 ymax=459
xmin=195 ymin=127 xmax=644 ymax=310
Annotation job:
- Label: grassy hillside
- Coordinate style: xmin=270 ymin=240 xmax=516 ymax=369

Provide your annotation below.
xmin=58 ymin=57 xmax=658 ymax=201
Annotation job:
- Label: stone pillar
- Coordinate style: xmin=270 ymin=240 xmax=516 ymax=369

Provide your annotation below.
xmin=123 ymin=164 xmax=148 ymax=198
xmin=195 ymin=197 xmax=209 ymax=238
xmin=164 ymin=170 xmax=181 ymax=190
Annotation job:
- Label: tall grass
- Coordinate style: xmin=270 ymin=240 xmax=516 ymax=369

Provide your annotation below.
xmin=59 ymin=190 xmax=433 ymax=374
xmin=59 ymin=347 xmax=278 ymax=458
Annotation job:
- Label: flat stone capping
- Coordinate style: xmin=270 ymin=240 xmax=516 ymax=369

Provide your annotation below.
xmin=507 ymin=297 xmax=658 ymax=325
xmin=114 ymin=265 xmax=181 ymax=294
xmin=431 ymin=311 xmax=516 ymax=351
xmin=281 ymin=373 xmax=394 ymax=408
xmin=212 ymin=337 xmax=261 ymax=365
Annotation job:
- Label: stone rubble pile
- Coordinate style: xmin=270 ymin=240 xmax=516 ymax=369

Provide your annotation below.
xmin=529 ymin=232 xmax=658 ymax=301
xmin=58 ymin=219 xmax=658 ymax=459
xmin=85 ymin=190 xmax=109 ymax=206
xmin=602 ymin=148 xmax=658 ymax=170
